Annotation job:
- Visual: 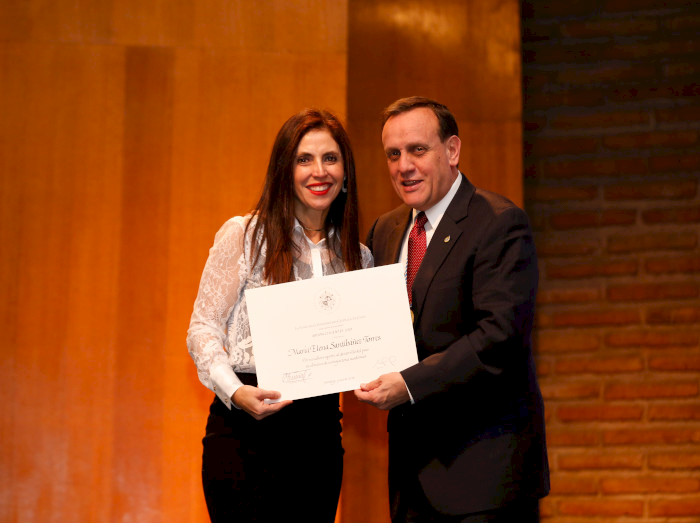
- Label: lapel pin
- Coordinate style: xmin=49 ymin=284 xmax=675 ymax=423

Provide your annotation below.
xmin=444 ymin=235 xmax=451 ymax=243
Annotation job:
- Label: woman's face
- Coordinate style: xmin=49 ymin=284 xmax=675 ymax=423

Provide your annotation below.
xmin=293 ymin=128 xmax=344 ymax=223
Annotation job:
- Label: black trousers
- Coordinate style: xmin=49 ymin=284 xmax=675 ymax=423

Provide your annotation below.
xmin=201 ymin=377 xmax=343 ymax=523
xmin=394 ymin=475 xmax=540 ymax=523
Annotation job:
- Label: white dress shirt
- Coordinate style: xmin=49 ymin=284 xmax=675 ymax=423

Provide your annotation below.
xmin=397 ymin=172 xmax=462 ymax=402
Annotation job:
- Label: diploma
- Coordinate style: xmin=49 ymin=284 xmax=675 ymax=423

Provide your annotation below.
xmin=245 ymin=263 xmax=418 ymax=401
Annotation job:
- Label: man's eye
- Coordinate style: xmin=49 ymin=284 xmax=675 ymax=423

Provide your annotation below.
xmin=414 ymin=146 xmax=426 ymax=154
xmin=387 ymin=151 xmax=400 ymax=161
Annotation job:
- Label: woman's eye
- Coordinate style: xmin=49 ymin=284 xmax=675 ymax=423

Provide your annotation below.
xmin=297 ymin=156 xmax=309 ymax=164
xmin=325 ymin=154 xmax=338 ymax=163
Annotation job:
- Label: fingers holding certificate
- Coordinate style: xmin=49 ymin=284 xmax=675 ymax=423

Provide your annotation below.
xmin=245 ymin=263 xmax=418 ymax=402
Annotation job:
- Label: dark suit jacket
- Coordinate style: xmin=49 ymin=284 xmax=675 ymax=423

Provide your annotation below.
xmin=367 ymin=175 xmax=550 ymax=517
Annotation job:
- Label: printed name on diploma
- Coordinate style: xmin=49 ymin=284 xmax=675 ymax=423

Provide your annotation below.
xmin=288 ymin=335 xmax=382 ymax=356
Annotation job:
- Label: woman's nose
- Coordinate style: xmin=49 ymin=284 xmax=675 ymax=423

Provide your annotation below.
xmin=311 ymin=159 xmax=325 ymax=176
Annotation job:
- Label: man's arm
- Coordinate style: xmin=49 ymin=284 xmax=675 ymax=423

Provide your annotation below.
xmin=403 ymin=206 xmax=538 ymax=402
xmin=357 ymin=205 xmax=537 ymax=408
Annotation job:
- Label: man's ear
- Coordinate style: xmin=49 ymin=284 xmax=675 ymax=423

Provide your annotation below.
xmin=446 ymin=135 xmax=461 ymax=167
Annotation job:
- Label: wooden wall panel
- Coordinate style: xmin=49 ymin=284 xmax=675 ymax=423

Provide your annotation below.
xmin=1 ymin=0 xmax=521 ymax=522
xmin=348 ymin=0 xmax=523 ymax=239
xmin=343 ymin=0 xmax=523 ymax=522
xmin=1 ymin=1 xmax=347 ymax=522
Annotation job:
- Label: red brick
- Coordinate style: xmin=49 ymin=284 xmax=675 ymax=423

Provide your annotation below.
xmin=545 ymin=157 xmax=647 ymax=179
xmin=551 ymin=109 xmax=650 ymax=129
xmin=557 ymin=63 xmax=656 ymax=85
xmin=657 ymin=106 xmax=700 ymax=124
xmin=523 ymin=70 xmax=557 ymax=90
xmin=547 ymin=429 xmax=600 ymax=447
xmin=643 ymin=207 xmax=700 ymax=225
xmin=539 ymin=497 xmax=555 ymax=519
xmin=604 ymin=0 xmax=700 ymax=13
xmin=649 ymin=352 xmax=700 ymax=371
xmin=557 ymin=404 xmax=643 ymax=422
xmin=550 ymin=210 xmax=637 ymax=230
xmin=607 ymin=282 xmax=699 ymax=301
xmin=603 ymin=39 xmax=700 ymax=61
xmin=603 ymin=428 xmax=700 ymax=446
xmin=605 ymin=380 xmax=699 ymax=400
xmin=526 ymin=136 xmax=599 ymax=157
xmin=604 ymin=131 xmax=698 ymax=150
xmin=559 ymin=452 xmax=644 ymax=470
xmin=536 ymin=237 xmax=601 ymax=257
xmin=547 ymin=259 xmax=638 ymax=279
xmin=537 ymin=358 xmax=552 ymax=377
xmin=537 ymin=331 xmax=600 ymax=353
xmin=522 ymin=43 xmax=604 ymax=64
xmin=557 ymin=499 xmax=644 ymax=517
xmin=522 ymin=21 xmax=559 ymax=42
xmin=604 ymin=180 xmax=698 ymax=201
xmin=647 ymin=306 xmax=700 ymax=325
xmin=540 ymin=309 xmax=640 ymax=328
xmin=606 ymin=330 xmax=700 ymax=348
xmin=664 ymin=62 xmax=700 ymax=78
xmin=561 ymin=18 xmax=658 ymax=38
xmin=649 ymin=404 xmax=700 ymax=421
xmin=529 ymin=210 xmax=547 ymax=231
xmin=649 ymin=497 xmax=700 ymax=518
xmin=610 ymin=83 xmax=700 ymax=102
xmin=522 ymin=1 xmax=596 ymax=19
xmin=526 ymin=184 xmax=598 ymax=202
xmin=524 ymin=90 xmax=605 ymax=109
xmin=649 ymin=452 xmax=700 ymax=470
xmin=541 ymin=382 xmax=600 ymax=400
xmin=537 ymin=287 xmax=601 ymax=305
xmin=666 ymin=13 xmax=700 ymax=32
xmin=646 ymin=256 xmax=700 ymax=275
xmin=601 ymin=476 xmax=700 ymax=494
xmin=608 ymin=232 xmax=697 ymax=253
xmin=550 ymin=475 xmax=599 ymax=495
xmin=649 ymin=153 xmax=700 ymax=172
xmin=555 ymin=355 xmax=643 ymax=374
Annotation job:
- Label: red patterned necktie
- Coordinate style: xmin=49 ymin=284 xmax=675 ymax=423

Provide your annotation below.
xmin=406 ymin=211 xmax=427 ymax=307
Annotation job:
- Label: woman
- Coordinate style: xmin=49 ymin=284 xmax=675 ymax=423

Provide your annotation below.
xmin=186 ymin=109 xmax=372 ymax=522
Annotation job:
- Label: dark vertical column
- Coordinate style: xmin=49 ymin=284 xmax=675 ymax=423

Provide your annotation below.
xmin=344 ymin=0 xmax=523 ymax=522
xmin=111 ymin=46 xmax=174 ymax=521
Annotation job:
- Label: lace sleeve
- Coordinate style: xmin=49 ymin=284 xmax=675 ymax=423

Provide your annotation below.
xmin=360 ymin=243 xmax=374 ymax=269
xmin=186 ymin=217 xmax=249 ymax=391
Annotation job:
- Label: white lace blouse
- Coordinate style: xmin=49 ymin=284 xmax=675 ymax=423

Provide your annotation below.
xmin=187 ymin=214 xmax=373 ymax=409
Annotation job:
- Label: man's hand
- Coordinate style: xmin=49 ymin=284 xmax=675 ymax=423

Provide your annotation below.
xmin=232 ymin=385 xmax=293 ymax=420
xmin=354 ymin=372 xmax=409 ymax=410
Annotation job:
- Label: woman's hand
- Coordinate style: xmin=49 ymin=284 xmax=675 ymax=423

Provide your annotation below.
xmin=232 ymin=385 xmax=293 ymax=420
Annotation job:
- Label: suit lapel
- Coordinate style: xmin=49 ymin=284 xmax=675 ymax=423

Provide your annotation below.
xmin=381 ymin=207 xmax=412 ymax=264
xmin=411 ymin=177 xmax=475 ymax=321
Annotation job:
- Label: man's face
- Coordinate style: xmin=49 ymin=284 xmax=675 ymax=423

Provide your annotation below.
xmin=381 ymin=107 xmax=460 ymax=211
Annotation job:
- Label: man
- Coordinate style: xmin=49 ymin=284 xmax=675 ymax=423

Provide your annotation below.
xmin=355 ymin=97 xmax=549 ymax=522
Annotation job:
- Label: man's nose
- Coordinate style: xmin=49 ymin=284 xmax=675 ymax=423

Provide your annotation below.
xmin=397 ymin=154 xmax=414 ymax=174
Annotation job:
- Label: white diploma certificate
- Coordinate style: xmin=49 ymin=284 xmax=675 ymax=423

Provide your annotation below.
xmin=245 ymin=263 xmax=418 ymax=401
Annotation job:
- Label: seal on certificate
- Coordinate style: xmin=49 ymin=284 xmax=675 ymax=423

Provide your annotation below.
xmin=317 ymin=287 xmax=340 ymax=312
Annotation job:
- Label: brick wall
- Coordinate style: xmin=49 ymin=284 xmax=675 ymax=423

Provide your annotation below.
xmin=522 ymin=1 xmax=700 ymax=522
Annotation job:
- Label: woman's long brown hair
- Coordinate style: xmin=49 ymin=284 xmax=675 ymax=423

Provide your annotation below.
xmin=246 ymin=109 xmax=362 ymax=285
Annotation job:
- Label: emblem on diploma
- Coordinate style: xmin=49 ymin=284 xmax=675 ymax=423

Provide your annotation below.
xmin=316 ymin=287 xmax=339 ymax=312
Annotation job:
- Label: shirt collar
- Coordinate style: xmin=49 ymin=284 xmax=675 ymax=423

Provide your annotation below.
xmin=412 ymin=171 xmax=462 ymax=229
xmin=293 ymin=217 xmax=334 ymax=246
